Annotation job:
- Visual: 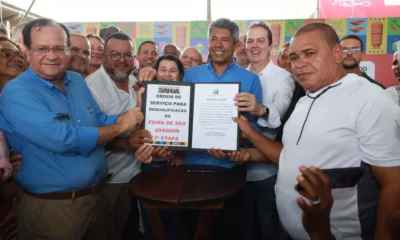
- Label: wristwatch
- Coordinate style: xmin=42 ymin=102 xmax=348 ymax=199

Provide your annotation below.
xmin=261 ymin=104 xmax=269 ymax=120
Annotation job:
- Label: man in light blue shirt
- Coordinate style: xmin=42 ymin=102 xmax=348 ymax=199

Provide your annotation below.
xmin=181 ymin=18 xmax=263 ymax=239
xmin=0 ymin=18 xmax=143 ymax=240
xmin=183 ymin=18 xmax=263 ymax=168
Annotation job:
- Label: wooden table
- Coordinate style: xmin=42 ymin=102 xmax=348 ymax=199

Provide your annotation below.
xmin=129 ymin=164 xmax=246 ymax=240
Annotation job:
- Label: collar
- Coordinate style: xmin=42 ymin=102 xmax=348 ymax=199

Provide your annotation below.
xmin=207 ymin=59 xmax=237 ymax=73
xmin=247 ymin=60 xmax=274 ymax=77
xmin=306 ymin=77 xmax=345 ymax=98
xmin=27 ymin=66 xmax=71 ymax=89
xmin=99 ymin=65 xmax=136 ymax=92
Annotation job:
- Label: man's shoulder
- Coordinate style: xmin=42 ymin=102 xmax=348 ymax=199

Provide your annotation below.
xmin=3 ymin=71 xmax=32 ymax=93
xmin=85 ymin=68 xmax=103 ymax=84
xmin=270 ymin=63 xmax=292 ymax=78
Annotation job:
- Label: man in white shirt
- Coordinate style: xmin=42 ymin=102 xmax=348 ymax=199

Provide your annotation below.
xmin=86 ymin=33 xmax=150 ymax=239
xmin=234 ymin=21 xmax=294 ymax=239
xmin=231 ymin=22 xmax=400 ymax=240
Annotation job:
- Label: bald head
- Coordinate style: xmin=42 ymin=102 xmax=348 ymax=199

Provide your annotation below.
xmin=180 ymin=47 xmax=203 ymax=72
xmin=293 ymin=23 xmax=339 ymax=48
xmin=163 ymin=44 xmax=180 ymax=58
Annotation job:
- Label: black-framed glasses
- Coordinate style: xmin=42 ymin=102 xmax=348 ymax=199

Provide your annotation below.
xmin=108 ymin=51 xmax=134 ymax=61
xmin=0 ymin=49 xmax=25 ymax=60
xmin=30 ymin=46 xmax=70 ymax=56
xmin=343 ymin=47 xmax=361 ymax=54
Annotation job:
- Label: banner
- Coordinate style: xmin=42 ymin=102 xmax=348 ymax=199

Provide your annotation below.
xmin=65 ymin=17 xmax=400 ymax=87
xmin=319 ymin=0 xmax=400 ymax=18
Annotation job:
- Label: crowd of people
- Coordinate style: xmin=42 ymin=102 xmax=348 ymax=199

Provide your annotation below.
xmin=0 ymin=15 xmax=399 ymax=240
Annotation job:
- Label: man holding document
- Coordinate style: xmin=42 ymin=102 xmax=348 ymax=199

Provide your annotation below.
xmin=180 ymin=18 xmax=263 ymax=239
xmin=182 ymin=18 xmax=263 ymax=168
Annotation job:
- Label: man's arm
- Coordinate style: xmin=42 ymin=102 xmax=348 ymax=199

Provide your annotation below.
xmin=371 ymin=166 xmax=400 ymax=240
xmin=233 ymin=115 xmax=282 ymax=164
xmin=0 ymin=85 xmax=142 ymax=157
xmin=258 ymin=76 xmax=295 ymax=128
xmin=352 ymin=88 xmax=400 ymax=240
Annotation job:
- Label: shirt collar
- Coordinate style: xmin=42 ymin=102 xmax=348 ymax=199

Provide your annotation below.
xmin=207 ymin=59 xmax=237 ymax=73
xmin=306 ymin=76 xmax=345 ymax=98
xmin=247 ymin=61 xmax=274 ymax=76
xmin=27 ymin=66 xmax=71 ymax=89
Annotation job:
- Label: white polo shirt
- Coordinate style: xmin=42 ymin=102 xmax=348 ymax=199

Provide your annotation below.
xmin=86 ymin=66 xmax=140 ymax=184
xmin=385 ymin=84 xmax=400 ymax=106
xmin=246 ymin=61 xmax=295 ymax=181
xmin=276 ymin=74 xmax=400 ymax=239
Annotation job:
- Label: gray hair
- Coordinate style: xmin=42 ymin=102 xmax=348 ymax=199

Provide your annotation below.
xmin=208 ymin=18 xmax=239 ymax=44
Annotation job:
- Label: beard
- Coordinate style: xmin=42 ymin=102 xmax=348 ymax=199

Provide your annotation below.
xmin=343 ymin=57 xmax=360 ymax=69
xmin=104 ymin=65 xmax=133 ymax=82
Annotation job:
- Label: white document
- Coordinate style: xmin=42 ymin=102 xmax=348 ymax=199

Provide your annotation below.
xmin=191 ymin=83 xmax=239 ymax=151
xmin=144 ymin=83 xmax=191 ymax=148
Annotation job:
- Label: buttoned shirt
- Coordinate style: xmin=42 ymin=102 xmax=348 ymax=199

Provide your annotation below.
xmin=182 ymin=61 xmax=263 ymax=168
xmin=0 ymin=67 xmax=118 ymax=194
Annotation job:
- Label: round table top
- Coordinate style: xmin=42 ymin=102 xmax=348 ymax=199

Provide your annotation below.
xmin=129 ymin=164 xmax=246 ymax=205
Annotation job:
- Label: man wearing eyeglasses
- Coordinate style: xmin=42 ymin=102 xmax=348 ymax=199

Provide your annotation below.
xmin=67 ymin=33 xmax=91 ymax=77
xmin=0 ymin=18 xmax=144 ymax=240
xmin=86 ymin=32 xmax=156 ymax=239
xmin=340 ymin=35 xmax=385 ymax=89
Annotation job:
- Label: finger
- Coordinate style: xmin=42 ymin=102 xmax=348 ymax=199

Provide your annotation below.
xmin=208 ymin=148 xmax=221 ymax=158
xmin=149 ymin=69 xmax=156 ymax=80
xmin=299 ymin=166 xmax=322 ymax=200
xmin=230 ymin=152 xmax=241 ymax=162
xmin=239 ymin=115 xmax=249 ymax=121
xmin=157 ymin=147 xmax=168 ymax=156
xmin=139 ymin=146 xmax=154 ymax=162
xmin=295 ymin=174 xmax=319 ymax=202
xmin=152 ymin=147 xmax=161 ymax=155
xmin=135 ymin=144 xmax=150 ymax=157
xmin=296 ymin=197 xmax=312 ymax=214
xmin=217 ymin=149 xmax=226 ymax=158
xmin=234 ymin=92 xmax=248 ymax=100
xmin=311 ymin=167 xmax=333 ymax=204
xmin=136 ymin=87 xmax=145 ymax=109
xmin=162 ymin=150 xmax=173 ymax=158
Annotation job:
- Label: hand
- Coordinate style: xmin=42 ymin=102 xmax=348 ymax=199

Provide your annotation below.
xmin=232 ymin=115 xmax=256 ymax=138
xmin=1 ymin=179 xmax=19 ymax=199
xmin=135 ymin=144 xmax=154 ymax=163
xmin=228 ymin=149 xmax=251 ymax=163
xmin=136 ymin=87 xmax=145 ymax=110
xmin=152 ymin=146 xmax=173 ymax=158
xmin=128 ymin=129 xmax=153 ymax=149
xmin=208 ymin=148 xmax=226 ymax=158
xmin=116 ymin=108 xmax=144 ymax=133
xmin=10 ymin=150 xmax=22 ymax=175
xmin=294 ymin=166 xmax=334 ymax=239
xmin=138 ymin=67 xmax=156 ymax=82
xmin=234 ymin=92 xmax=264 ymax=116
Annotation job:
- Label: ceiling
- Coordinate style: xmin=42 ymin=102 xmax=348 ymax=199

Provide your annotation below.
xmin=1 ymin=1 xmax=42 ymax=29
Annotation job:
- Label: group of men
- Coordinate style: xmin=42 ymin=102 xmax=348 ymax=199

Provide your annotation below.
xmin=0 ymin=14 xmax=399 ymax=240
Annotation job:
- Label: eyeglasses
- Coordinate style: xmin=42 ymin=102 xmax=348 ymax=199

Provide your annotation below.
xmin=0 ymin=49 xmax=25 ymax=60
xmin=343 ymin=47 xmax=362 ymax=54
xmin=30 ymin=46 xmax=70 ymax=56
xmin=70 ymin=47 xmax=91 ymax=57
xmin=108 ymin=51 xmax=134 ymax=61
